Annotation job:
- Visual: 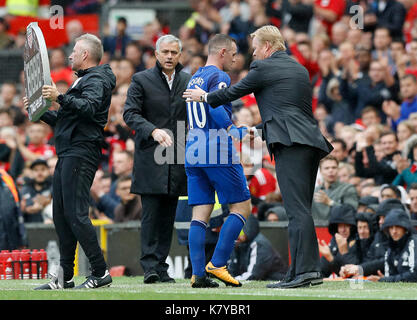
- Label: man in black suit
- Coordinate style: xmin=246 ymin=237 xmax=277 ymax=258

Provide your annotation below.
xmin=183 ymin=25 xmax=333 ymax=288
xmin=123 ymin=35 xmax=191 ymax=283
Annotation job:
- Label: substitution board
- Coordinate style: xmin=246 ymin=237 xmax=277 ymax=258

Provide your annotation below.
xmin=24 ymin=22 xmax=52 ymax=122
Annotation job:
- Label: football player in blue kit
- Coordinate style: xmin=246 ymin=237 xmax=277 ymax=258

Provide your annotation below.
xmin=185 ymin=34 xmax=252 ymax=288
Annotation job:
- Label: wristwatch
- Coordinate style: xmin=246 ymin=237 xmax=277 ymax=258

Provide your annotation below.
xmin=199 ymin=93 xmax=207 ymax=102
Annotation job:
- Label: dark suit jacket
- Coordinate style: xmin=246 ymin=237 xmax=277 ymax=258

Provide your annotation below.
xmin=123 ymin=61 xmax=191 ymax=196
xmin=207 ymin=50 xmax=332 ymax=158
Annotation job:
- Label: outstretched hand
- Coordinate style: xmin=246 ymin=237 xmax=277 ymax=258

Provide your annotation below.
xmin=183 ymin=85 xmax=207 ymax=103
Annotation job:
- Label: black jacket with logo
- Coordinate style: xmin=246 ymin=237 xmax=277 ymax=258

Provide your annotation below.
xmin=40 ymin=64 xmax=116 ymax=163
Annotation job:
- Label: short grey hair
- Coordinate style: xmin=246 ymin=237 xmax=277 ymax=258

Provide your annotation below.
xmin=75 ymin=33 xmax=103 ymax=64
xmin=155 ymin=34 xmax=182 ymax=53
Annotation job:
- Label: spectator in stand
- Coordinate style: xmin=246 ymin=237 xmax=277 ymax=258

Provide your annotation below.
xmin=371 ymin=27 xmax=394 ymax=69
xmin=113 ymin=175 xmax=142 ymax=223
xmin=0 ymin=168 xmax=27 ymax=250
xmin=336 ymin=125 xmax=360 ymax=157
xmin=341 ymin=209 xmax=417 ymax=282
xmin=290 ymin=40 xmax=320 ymax=80
xmin=318 ymin=204 xmax=358 ymax=278
xmin=181 ymin=0 xmax=223 ymax=45
xmin=282 ymin=0 xmax=314 ymax=34
xmin=264 ymin=205 xmax=288 ymax=222
xmin=20 ymin=159 xmax=52 ymax=223
xmin=392 ymin=139 xmax=417 ymax=188
xmin=337 ymin=162 xmax=355 ymax=184
xmin=339 ymin=59 xmax=399 ymax=120
xmin=89 ymin=170 xmax=113 ymax=222
xmin=63 ymin=19 xmax=84 ymax=58
xmin=0 ymin=125 xmax=24 ymax=179
xmin=355 ymin=211 xmax=378 ymax=265
xmin=116 ymin=59 xmax=135 ymax=88
xmin=103 ymin=17 xmax=131 ymax=59
xmin=409 ymin=112 xmax=417 ymax=132
xmin=407 ymin=183 xmax=417 ymax=219
xmin=314 ymin=0 xmax=346 ymax=36
xmin=331 ymin=138 xmax=349 ymax=163
xmin=312 ymin=155 xmax=359 ymax=221
xmin=249 ymin=155 xmax=279 ymax=220
xmin=346 ymin=28 xmax=363 ymax=48
xmin=383 ymin=74 xmax=417 ymax=132
xmin=220 ymin=0 xmax=251 ymax=53
xmin=228 ymin=214 xmax=288 ymax=281
xmin=396 ymin=120 xmax=415 ymax=151
xmin=390 ymin=38 xmax=406 ymax=75
xmin=355 ymin=47 xmax=372 ymax=81
xmin=365 ymin=0 xmax=406 ymax=40
xmin=360 ymin=106 xmax=382 ymax=129
xmin=330 ymin=22 xmax=349 ymax=52
xmin=125 ymin=42 xmax=146 ymax=73
xmin=357 ymin=195 xmax=379 ymax=213
xmin=340 ymin=199 xmax=398 ymax=277
xmin=0 ymin=17 xmax=14 ymax=50
xmin=401 ymin=0 xmax=417 ymax=43
xmin=220 ymin=0 xmax=251 ymax=27
xmin=0 ymin=82 xmax=25 ymax=127
xmin=319 ymin=75 xmax=355 ymax=127
xmin=17 ymin=122 xmax=56 ymax=163
xmin=398 ymin=39 xmax=417 ymax=80
xmin=355 ymin=130 xmax=401 ymax=185
xmin=50 ymin=48 xmax=74 ymax=87
xmin=91 ymin=150 xmax=133 ymax=220
xmin=380 ymin=184 xmax=403 ymax=203
xmin=189 ymin=54 xmax=206 ymax=75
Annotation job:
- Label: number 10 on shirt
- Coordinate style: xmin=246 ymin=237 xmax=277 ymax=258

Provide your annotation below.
xmin=187 ymin=101 xmax=207 ymax=129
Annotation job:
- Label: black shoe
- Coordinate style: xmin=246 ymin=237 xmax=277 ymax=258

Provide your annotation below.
xmin=158 ymin=271 xmax=175 ymax=283
xmin=144 ymin=270 xmax=160 ymax=284
xmin=191 ymin=274 xmax=220 ymax=288
xmin=267 ymin=272 xmax=322 ymax=289
xmin=34 ymin=275 xmax=75 ymax=290
xmin=74 ymin=270 xmax=112 ymax=289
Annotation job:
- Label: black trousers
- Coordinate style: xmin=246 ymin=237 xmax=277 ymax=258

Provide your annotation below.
xmin=53 ymin=156 xmax=106 ymax=280
xmin=140 ymin=194 xmax=178 ymax=274
xmin=272 ymin=143 xmax=321 ymax=277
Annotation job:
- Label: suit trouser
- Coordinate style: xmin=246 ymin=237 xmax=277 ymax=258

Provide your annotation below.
xmin=53 ymin=156 xmax=107 ymax=279
xmin=272 ymin=143 xmax=321 ymax=277
xmin=140 ymin=194 xmax=178 ymax=274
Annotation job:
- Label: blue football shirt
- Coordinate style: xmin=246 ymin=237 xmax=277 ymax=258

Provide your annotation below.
xmin=185 ymin=65 xmax=239 ymax=167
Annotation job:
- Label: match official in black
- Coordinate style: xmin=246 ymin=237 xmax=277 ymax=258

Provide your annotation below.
xmin=183 ymin=26 xmax=333 ymax=288
xmin=123 ymin=35 xmax=191 ymax=283
xmin=25 ymin=34 xmax=116 ymax=290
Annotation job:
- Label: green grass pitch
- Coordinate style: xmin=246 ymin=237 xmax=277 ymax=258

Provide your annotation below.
xmin=1 ymin=277 xmax=417 ymax=300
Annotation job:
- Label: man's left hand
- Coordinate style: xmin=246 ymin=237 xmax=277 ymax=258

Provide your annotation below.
xmin=42 ymin=82 xmax=59 ymax=102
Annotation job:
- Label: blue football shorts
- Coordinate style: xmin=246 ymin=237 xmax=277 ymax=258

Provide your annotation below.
xmin=185 ymin=164 xmax=251 ymax=206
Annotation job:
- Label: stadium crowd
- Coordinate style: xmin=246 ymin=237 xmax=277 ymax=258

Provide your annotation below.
xmin=2 ymin=0 xmax=417 ymax=281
